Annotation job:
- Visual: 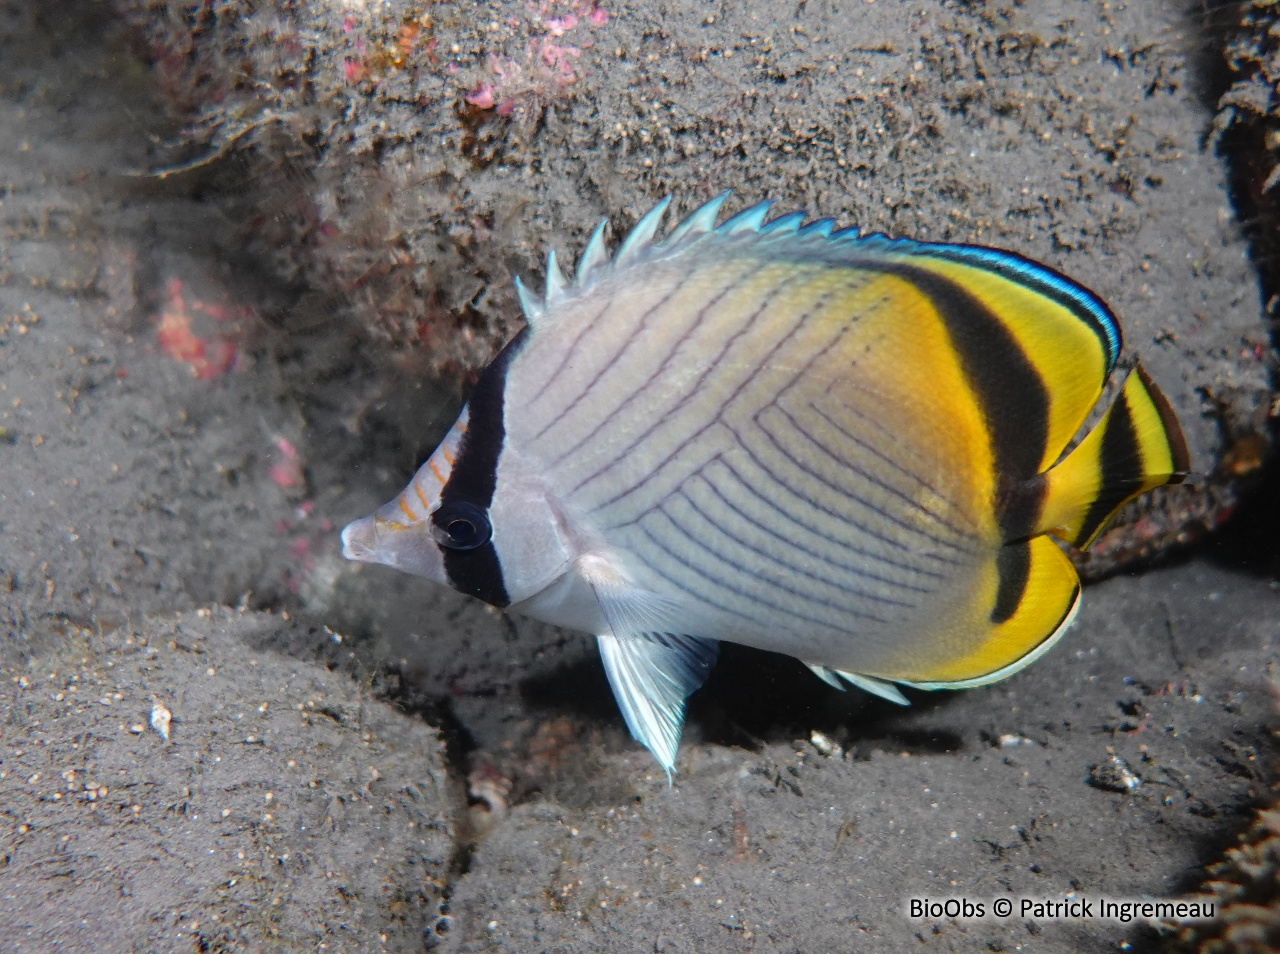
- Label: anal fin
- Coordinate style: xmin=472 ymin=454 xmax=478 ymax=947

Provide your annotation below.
xmin=834 ymin=670 xmax=911 ymax=706
xmin=904 ymin=535 xmax=1081 ymax=689
xmin=808 ymin=665 xmax=910 ymax=705
xmin=597 ymin=632 xmax=719 ymax=776
xmin=807 ymin=664 xmax=845 ymax=690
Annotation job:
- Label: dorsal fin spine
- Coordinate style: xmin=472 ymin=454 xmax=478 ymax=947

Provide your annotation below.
xmin=576 ymin=219 xmax=610 ymax=285
xmin=544 ymin=249 xmax=568 ymax=304
xmin=520 ymin=194 xmax=903 ymax=319
xmin=717 ymin=200 xmax=773 ymax=235
xmin=615 ymin=196 xmax=671 ymax=266
xmin=760 ymin=210 xmax=806 ymax=235
xmin=666 ymin=191 xmax=731 ymax=245
xmin=514 ymin=275 xmax=544 ymax=323
xmin=798 ymin=218 xmax=836 ymax=238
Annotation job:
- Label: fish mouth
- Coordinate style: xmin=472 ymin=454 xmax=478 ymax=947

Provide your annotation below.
xmin=340 ymin=516 xmax=380 ymax=563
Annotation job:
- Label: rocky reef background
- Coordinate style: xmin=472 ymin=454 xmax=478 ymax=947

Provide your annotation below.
xmin=110 ymin=0 xmax=1277 ymax=576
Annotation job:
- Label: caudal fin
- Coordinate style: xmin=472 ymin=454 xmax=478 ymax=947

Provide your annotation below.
xmin=1034 ymin=364 xmax=1190 ymax=550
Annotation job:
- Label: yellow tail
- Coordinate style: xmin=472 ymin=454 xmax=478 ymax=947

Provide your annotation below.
xmin=1034 ymin=364 xmax=1190 ymax=550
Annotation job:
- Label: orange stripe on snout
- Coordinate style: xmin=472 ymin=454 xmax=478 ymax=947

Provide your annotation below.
xmin=414 ymin=481 xmax=431 ymax=510
xmin=399 ymin=496 xmax=417 ymax=522
xmin=429 ymin=460 xmax=447 ymax=485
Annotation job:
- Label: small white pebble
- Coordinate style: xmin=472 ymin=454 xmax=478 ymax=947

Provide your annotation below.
xmin=998 ymin=733 xmax=1035 ymax=747
xmin=150 ymin=703 xmax=172 ymax=742
xmin=809 ymin=730 xmax=843 ymax=758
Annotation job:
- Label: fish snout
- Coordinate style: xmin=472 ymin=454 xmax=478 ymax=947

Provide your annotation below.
xmin=341 ymin=515 xmax=381 ymax=563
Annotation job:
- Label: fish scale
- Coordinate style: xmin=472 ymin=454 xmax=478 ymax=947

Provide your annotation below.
xmin=342 ymin=193 xmax=1189 ymax=776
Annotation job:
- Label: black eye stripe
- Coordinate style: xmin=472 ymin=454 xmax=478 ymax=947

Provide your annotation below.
xmin=437 ymin=328 xmax=530 ymax=607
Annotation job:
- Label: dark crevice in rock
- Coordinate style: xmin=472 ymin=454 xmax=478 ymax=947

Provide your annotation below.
xmin=1199 ymin=1 xmax=1280 ymax=578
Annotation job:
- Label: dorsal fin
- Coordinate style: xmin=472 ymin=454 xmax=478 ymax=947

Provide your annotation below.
xmin=514 ymin=275 xmax=544 ymax=323
xmin=516 ymin=192 xmax=814 ymax=325
xmin=514 ymin=189 xmax=1118 ymax=448
xmin=798 ymin=217 xmax=836 ymax=238
xmin=759 ymin=210 xmax=806 ymax=235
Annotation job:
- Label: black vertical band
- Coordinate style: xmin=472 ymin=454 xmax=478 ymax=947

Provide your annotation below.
xmin=439 ymin=329 xmax=530 ymax=608
xmin=881 ymin=264 xmax=1050 ymax=536
xmin=871 ymin=263 xmax=1050 ymax=622
xmin=990 ymin=541 xmax=1032 ymax=625
xmin=1074 ymin=391 xmax=1141 ymax=549
xmin=922 ymin=244 xmax=1121 ymax=373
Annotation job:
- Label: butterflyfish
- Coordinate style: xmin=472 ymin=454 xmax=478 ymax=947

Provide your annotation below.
xmin=341 ymin=194 xmax=1190 ymax=775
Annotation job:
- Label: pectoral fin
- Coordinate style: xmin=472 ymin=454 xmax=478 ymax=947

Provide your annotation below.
xmin=577 ymin=553 xmax=685 ymax=636
xmin=575 ymin=553 xmax=717 ymax=773
xmin=597 ymin=631 xmax=719 ymax=776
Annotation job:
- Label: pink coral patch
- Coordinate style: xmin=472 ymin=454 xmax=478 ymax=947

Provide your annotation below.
xmin=465 ymin=84 xmax=496 ymax=109
xmin=545 ymin=14 xmax=578 ymax=36
xmin=153 ymin=276 xmax=250 ymax=380
xmin=269 ymin=437 xmax=303 ymax=489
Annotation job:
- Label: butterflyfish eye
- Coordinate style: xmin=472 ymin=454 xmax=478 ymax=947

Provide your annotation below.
xmin=429 ymin=500 xmax=492 ymax=550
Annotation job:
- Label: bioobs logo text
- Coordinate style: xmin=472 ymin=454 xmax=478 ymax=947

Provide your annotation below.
xmin=906 ymin=896 xmax=1216 ymax=923
xmin=908 ymin=898 xmax=989 ymax=919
